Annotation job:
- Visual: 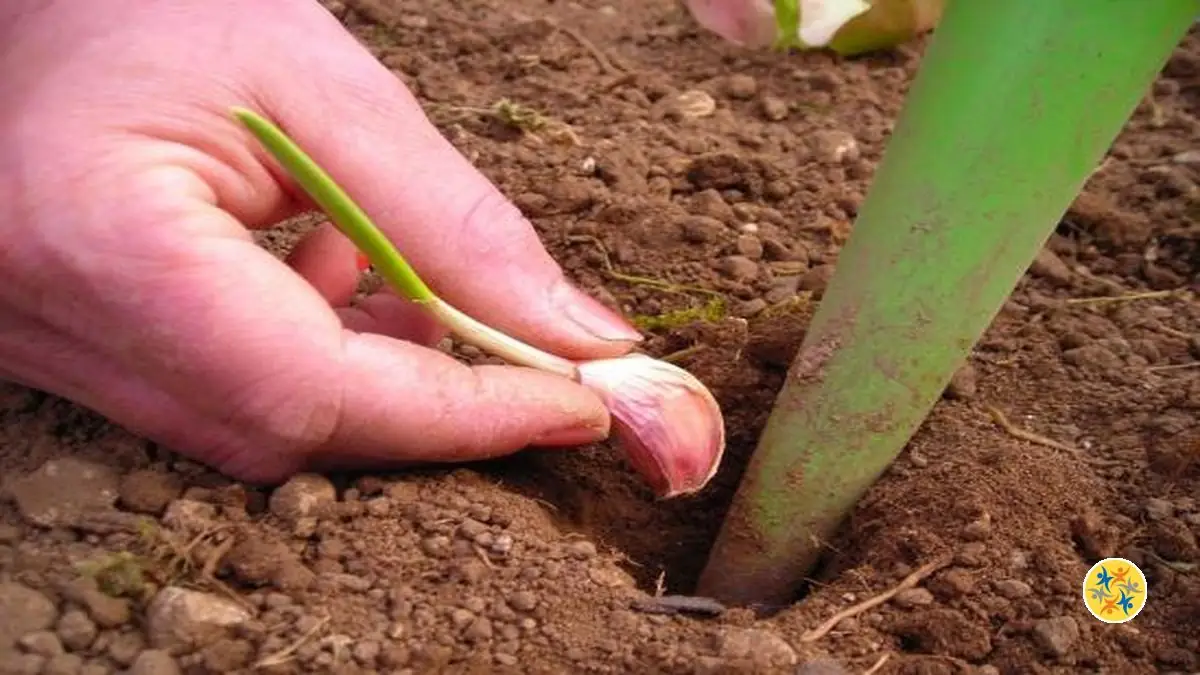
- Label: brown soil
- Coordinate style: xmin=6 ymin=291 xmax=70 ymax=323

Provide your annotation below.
xmin=3 ymin=1 xmax=1199 ymax=674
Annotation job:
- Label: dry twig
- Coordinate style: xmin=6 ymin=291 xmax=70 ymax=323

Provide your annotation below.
xmin=800 ymin=553 xmax=953 ymax=642
xmin=863 ymin=653 xmax=892 ymax=675
xmin=1066 ymin=288 xmax=1185 ymax=305
xmin=984 ymin=405 xmax=1080 ymax=454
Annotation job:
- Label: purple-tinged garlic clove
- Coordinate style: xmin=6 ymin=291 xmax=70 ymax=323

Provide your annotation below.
xmin=578 ymin=354 xmax=725 ymax=498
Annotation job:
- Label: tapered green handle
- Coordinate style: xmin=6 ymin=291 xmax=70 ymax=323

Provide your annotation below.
xmin=698 ymin=0 xmax=1197 ymax=606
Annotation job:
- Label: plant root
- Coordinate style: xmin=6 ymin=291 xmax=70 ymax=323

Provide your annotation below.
xmin=800 ymin=553 xmax=953 ymax=643
xmin=984 ymin=405 xmax=1080 ymax=454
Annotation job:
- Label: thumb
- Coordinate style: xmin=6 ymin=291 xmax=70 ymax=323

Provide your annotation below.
xmin=253 ymin=16 xmax=643 ymax=361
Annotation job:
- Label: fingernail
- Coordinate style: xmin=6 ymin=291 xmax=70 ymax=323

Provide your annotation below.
xmin=554 ymin=281 xmax=644 ymax=344
xmin=531 ymin=420 xmax=609 ymax=447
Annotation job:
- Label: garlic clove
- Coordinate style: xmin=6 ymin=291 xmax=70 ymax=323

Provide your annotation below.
xmin=577 ymin=354 xmax=725 ymax=498
xmin=682 ymin=0 xmax=778 ymax=48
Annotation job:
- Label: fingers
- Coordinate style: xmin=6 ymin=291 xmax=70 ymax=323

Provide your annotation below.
xmin=75 ymin=199 xmax=610 ymax=483
xmin=286 ymin=222 xmax=358 ymax=306
xmin=251 ymin=11 xmax=643 ymax=361
xmin=298 ymin=331 xmax=610 ymax=475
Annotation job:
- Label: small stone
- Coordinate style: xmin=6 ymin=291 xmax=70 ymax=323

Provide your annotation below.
xmin=567 ymin=540 xmax=597 ymax=559
xmin=808 ymin=130 xmax=859 ymax=163
xmin=268 ymin=474 xmax=336 ymax=523
xmin=0 ymin=652 xmax=44 ymax=675
xmin=145 ymin=587 xmax=251 ymax=651
xmin=0 ymin=582 xmax=58 ymax=649
xmin=117 ymin=471 xmax=183 ymax=515
xmin=723 ymin=74 xmax=758 ymax=99
xmin=672 ymin=90 xmax=717 ymax=119
xmin=200 ymin=638 xmax=253 ymax=672
xmin=59 ymin=580 xmax=130 ymax=629
xmin=225 ymin=537 xmax=288 ymax=586
xmin=127 ymin=649 xmax=181 ymax=675
xmin=17 ymin=630 xmax=63 ymax=656
xmin=944 ymin=364 xmax=978 ymax=400
xmin=716 ymin=628 xmax=797 ymax=669
xmin=507 ymin=591 xmax=538 ymax=612
xmin=161 ymin=499 xmax=217 ymax=535
xmin=352 ymin=640 xmax=381 ymax=665
xmin=759 ymin=95 xmax=789 ymax=121
xmin=0 ymin=524 xmax=19 ymax=544
xmin=106 ymin=632 xmax=145 ymax=667
xmin=421 ymin=535 xmax=451 ymax=558
xmin=962 ymin=513 xmax=992 ymax=540
xmin=893 ymin=588 xmax=934 ymax=608
xmin=1144 ymin=498 xmax=1174 ymax=521
xmin=3 ymin=459 xmax=119 ymax=528
xmin=463 ymin=617 xmax=493 ymax=643
xmin=1029 ymin=248 xmax=1073 ymax=285
xmin=1032 ymin=616 xmax=1079 ymax=657
xmin=733 ymin=298 xmax=768 ymax=318
xmin=798 ymin=264 xmax=834 ymax=296
xmin=679 ymin=216 xmax=726 ymax=244
xmin=78 ymin=663 xmax=110 ymax=675
xmin=42 ymin=653 xmax=84 ymax=675
xmin=735 ymin=234 xmax=764 ymax=260
xmin=1063 ymin=344 xmax=1123 ymax=371
xmin=719 ymin=255 xmax=759 ymax=281
xmin=994 ymin=579 xmax=1032 ymax=599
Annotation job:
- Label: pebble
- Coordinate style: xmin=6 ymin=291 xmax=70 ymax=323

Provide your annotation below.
xmin=994 ymin=579 xmax=1033 ymax=599
xmin=353 ymin=640 xmax=381 ymax=665
xmin=944 ymin=364 xmax=979 ymax=400
xmin=716 ymin=627 xmax=797 ymax=669
xmin=1032 ymin=616 xmax=1079 ymax=657
xmin=117 ymin=471 xmax=183 ymax=515
xmin=1063 ymin=344 xmax=1123 ymax=371
xmin=268 ymin=474 xmax=336 ymax=523
xmin=799 ymin=264 xmax=834 ymax=295
xmin=567 ymin=540 xmax=598 ymax=560
xmin=42 ymin=653 xmax=84 ymax=675
xmin=795 ymin=659 xmax=850 ymax=675
xmin=808 ymin=130 xmax=859 ymax=163
xmin=719 ymin=255 xmax=759 ymax=282
xmin=200 ymin=638 xmax=253 ymax=671
xmin=106 ymin=631 xmax=145 ymax=666
xmin=60 ymin=580 xmax=130 ymax=629
xmin=678 ymin=215 xmax=726 ymax=244
xmin=146 ymin=587 xmax=251 ymax=651
xmin=18 ymin=630 xmax=63 ymax=657
xmin=722 ymin=74 xmax=758 ymax=99
xmin=127 ymin=649 xmax=181 ymax=675
xmin=733 ymin=298 xmax=768 ymax=318
xmin=893 ymin=588 xmax=934 ymax=607
xmin=671 ymin=90 xmax=717 ymax=119
xmin=0 ymin=581 xmax=58 ymax=649
xmin=507 ymin=591 xmax=538 ymax=612
xmin=1145 ymin=498 xmax=1175 ymax=521
xmin=225 ymin=537 xmax=289 ymax=586
xmin=463 ymin=617 xmax=493 ymax=643
xmin=759 ymin=95 xmax=789 ymax=121
xmin=161 ymin=499 xmax=218 ymax=535
xmin=0 ymin=652 xmax=44 ymax=675
xmin=4 ymin=458 xmax=119 ymax=528
xmin=735 ymin=234 xmax=764 ymax=260
xmin=1029 ymin=248 xmax=1073 ymax=285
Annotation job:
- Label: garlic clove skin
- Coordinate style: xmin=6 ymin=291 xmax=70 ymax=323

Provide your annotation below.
xmin=577 ymin=354 xmax=725 ymax=499
xmin=682 ymin=0 xmax=778 ymax=48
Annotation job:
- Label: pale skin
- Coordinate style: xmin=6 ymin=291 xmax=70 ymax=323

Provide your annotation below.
xmin=0 ymin=0 xmax=644 ymax=482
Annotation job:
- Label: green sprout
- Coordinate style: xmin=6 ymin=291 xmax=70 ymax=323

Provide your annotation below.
xmin=231 ymin=107 xmax=580 ymax=380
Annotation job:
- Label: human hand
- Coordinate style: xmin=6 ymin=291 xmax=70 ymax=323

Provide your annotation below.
xmin=0 ymin=0 xmax=643 ymax=482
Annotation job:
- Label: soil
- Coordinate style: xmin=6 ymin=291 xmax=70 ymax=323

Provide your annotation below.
xmin=2 ymin=1 xmax=1199 ymax=674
